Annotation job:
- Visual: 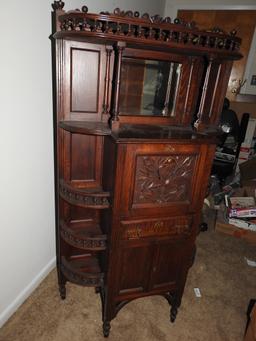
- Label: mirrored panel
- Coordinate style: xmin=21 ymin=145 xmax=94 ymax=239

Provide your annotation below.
xmin=119 ymin=58 xmax=181 ymax=116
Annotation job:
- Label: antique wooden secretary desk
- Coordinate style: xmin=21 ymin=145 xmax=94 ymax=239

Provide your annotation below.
xmin=51 ymin=1 xmax=242 ymax=337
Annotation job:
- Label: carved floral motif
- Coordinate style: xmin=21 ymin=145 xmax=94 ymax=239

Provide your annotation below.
xmin=133 ymin=155 xmax=196 ymax=204
xmin=122 ymin=218 xmax=192 ymax=240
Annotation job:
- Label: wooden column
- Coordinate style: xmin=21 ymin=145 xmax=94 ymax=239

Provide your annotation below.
xmin=102 ymin=46 xmax=113 ymax=117
xmin=110 ymin=41 xmax=126 ymax=130
xmin=194 ymin=57 xmax=213 ymax=131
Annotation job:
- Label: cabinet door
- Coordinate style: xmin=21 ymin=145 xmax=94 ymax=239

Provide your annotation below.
xmin=149 ymin=239 xmax=191 ymax=292
xmin=115 ymin=239 xmax=192 ymax=298
xmin=119 ymin=143 xmax=213 ymax=218
xmin=116 ymin=241 xmax=154 ymax=297
xmin=62 ymin=40 xmax=107 ymax=121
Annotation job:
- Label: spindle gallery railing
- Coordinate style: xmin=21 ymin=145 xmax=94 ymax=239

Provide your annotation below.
xmin=52 ymin=1 xmax=241 ymax=54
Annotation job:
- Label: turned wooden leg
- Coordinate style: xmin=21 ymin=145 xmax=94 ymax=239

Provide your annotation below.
xmin=170 ymin=305 xmax=178 ymax=322
xmin=170 ymin=292 xmax=181 ymax=323
xmin=57 ymin=265 xmax=67 ymax=300
xmin=95 ymin=287 xmax=101 ymax=294
xmin=189 ymin=246 xmax=197 ymax=268
xmin=59 ymin=283 xmax=66 ymax=300
xmin=103 ymin=321 xmax=111 ymax=337
xmin=162 ymin=292 xmax=173 ymax=306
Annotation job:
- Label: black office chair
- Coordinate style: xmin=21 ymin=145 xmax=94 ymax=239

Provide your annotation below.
xmin=211 ymin=98 xmax=249 ymax=182
xmin=200 ymin=99 xmax=250 ymax=232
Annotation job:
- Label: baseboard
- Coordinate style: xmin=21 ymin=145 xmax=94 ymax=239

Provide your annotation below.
xmin=0 ymin=257 xmax=56 ymax=328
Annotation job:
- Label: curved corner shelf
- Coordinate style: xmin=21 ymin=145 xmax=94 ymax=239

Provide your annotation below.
xmin=59 ymin=120 xmax=111 ymax=136
xmin=60 ymin=220 xmax=107 ymax=251
xmin=59 ymin=179 xmax=110 ymax=209
xmin=61 ymin=255 xmax=104 ymax=287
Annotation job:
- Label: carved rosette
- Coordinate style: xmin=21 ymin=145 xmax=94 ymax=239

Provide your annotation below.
xmin=61 ymin=257 xmax=104 ymax=287
xmin=121 ymin=217 xmax=192 ymax=240
xmin=60 ymin=221 xmax=107 ymax=250
xmin=59 ymin=180 xmax=110 ymax=209
xmin=133 ymin=155 xmax=196 ymax=204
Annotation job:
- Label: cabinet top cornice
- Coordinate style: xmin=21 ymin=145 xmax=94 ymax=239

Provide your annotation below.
xmin=52 ymin=1 xmax=242 ymax=60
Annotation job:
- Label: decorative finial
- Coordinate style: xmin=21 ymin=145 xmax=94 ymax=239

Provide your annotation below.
xmin=125 ymin=10 xmax=133 ymax=17
xmin=81 ymin=5 xmax=88 ymax=13
xmin=163 ymin=17 xmax=171 ymax=24
xmin=113 ymin=8 xmax=121 ymax=15
xmin=150 ymin=15 xmax=162 ymax=23
xmin=211 ymin=27 xmax=225 ymax=34
xmin=52 ymin=0 xmax=64 ymax=11
xmin=230 ymin=29 xmax=237 ymax=37
xmin=186 ymin=21 xmax=196 ymax=29
xmin=141 ymin=13 xmax=150 ymax=20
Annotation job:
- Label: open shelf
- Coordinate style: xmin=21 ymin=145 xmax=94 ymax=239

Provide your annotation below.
xmin=60 ymin=220 xmax=107 ymax=250
xmin=59 ymin=179 xmax=110 ymax=209
xmin=59 ymin=120 xmax=111 ymax=136
xmin=61 ymin=254 xmax=104 ymax=287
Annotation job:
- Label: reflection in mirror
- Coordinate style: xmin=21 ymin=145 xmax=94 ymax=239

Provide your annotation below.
xmin=119 ymin=58 xmax=181 ymax=116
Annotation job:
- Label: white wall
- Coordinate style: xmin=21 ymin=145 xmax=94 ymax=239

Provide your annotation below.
xmin=73 ymin=0 xmax=166 ymax=15
xmin=164 ymin=0 xmax=256 ymax=19
xmin=0 ymin=0 xmax=165 ymax=328
xmin=0 ymin=0 xmax=56 ymax=328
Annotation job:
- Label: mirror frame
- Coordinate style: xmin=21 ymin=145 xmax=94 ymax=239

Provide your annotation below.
xmin=116 ymin=48 xmax=204 ymax=126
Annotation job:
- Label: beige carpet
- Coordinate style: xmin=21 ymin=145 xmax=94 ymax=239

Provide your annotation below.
xmin=0 ymin=215 xmax=255 ymax=341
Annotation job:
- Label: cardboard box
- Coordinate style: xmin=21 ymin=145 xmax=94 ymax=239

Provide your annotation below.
xmin=215 ymin=220 xmax=256 ymax=244
xmin=228 ymin=217 xmax=256 ymax=231
xmin=215 ymin=186 xmax=256 ymax=243
xmin=236 ymin=118 xmax=256 ymax=172
xmin=240 ymin=158 xmax=256 ymax=187
xmin=215 ymin=205 xmax=256 ymax=244
xmin=243 ymin=186 xmax=256 ymax=198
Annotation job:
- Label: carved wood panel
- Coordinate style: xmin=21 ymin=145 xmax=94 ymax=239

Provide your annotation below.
xmin=133 ymin=154 xmax=196 ymax=204
xmin=121 ymin=216 xmax=192 ymax=240
xmin=118 ymin=143 xmax=203 ymax=218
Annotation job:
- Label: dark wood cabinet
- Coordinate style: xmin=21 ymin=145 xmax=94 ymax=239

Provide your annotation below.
xmin=51 ymin=1 xmax=242 ymax=337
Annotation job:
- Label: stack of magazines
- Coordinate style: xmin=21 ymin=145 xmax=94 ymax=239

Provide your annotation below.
xmin=225 ymin=195 xmax=256 ymax=232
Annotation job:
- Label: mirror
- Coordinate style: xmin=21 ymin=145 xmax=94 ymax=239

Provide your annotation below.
xmin=119 ymin=57 xmax=181 ymax=116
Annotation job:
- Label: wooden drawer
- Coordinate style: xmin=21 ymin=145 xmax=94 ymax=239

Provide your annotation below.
xmin=120 ymin=216 xmax=193 ymax=241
